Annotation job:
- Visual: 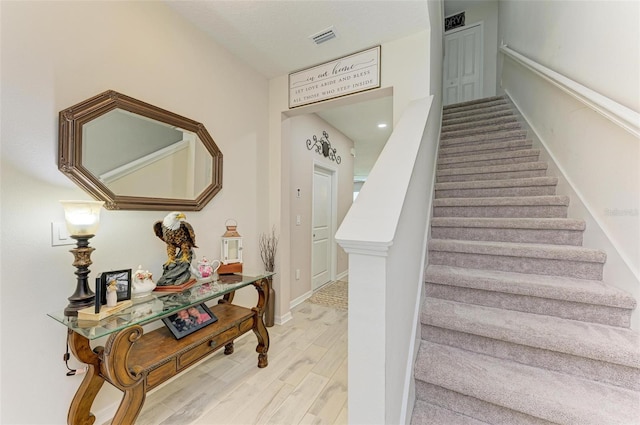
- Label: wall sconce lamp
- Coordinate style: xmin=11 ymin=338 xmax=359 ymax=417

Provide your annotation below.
xmin=60 ymin=200 xmax=104 ymax=316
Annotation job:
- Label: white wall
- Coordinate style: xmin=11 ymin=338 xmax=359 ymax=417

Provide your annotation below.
xmin=287 ymin=114 xmax=354 ymax=302
xmin=498 ymin=0 xmax=639 ymax=111
xmin=0 ymin=2 xmax=269 ymax=423
xmin=269 ymin=29 xmax=430 ymax=324
xmin=498 ymin=1 xmax=640 ymax=327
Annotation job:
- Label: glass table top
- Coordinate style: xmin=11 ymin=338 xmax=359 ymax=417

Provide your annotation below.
xmin=48 ymin=273 xmax=272 ymax=340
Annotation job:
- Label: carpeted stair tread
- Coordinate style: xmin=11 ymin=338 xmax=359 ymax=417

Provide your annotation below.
xmin=441 ymin=121 xmax=522 ymax=140
xmin=441 ymin=115 xmax=519 ymax=133
xmin=433 ymin=195 xmax=570 ymax=219
xmin=414 ymin=341 xmax=640 ymax=425
xmin=437 ymin=149 xmax=541 ymax=169
xmin=441 ymin=129 xmax=528 ymax=147
xmin=434 ymin=195 xmax=569 ymax=208
xmin=421 ymin=298 xmax=640 ymax=367
xmin=431 ymin=216 xmax=584 ymax=231
xmin=442 ymin=109 xmax=515 ymax=128
xmin=443 ymin=104 xmax=513 ymax=122
xmin=439 ymin=139 xmax=533 ymax=157
xmin=443 ymin=95 xmax=506 ymax=111
xmin=443 ymin=100 xmax=509 ymax=116
xmin=436 ymin=161 xmax=547 ymax=178
xmin=431 ymin=216 xmax=584 ymax=245
xmin=435 ymin=176 xmax=558 ymax=191
xmin=424 ymin=264 xmax=635 ymax=309
xmin=429 ymin=239 xmax=606 ymax=263
xmin=411 ymin=400 xmax=491 ymax=425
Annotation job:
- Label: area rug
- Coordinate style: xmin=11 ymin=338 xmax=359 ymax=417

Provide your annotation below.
xmin=307 ymin=280 xmax=348 ymax=310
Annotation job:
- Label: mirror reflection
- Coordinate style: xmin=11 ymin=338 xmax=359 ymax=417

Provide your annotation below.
xmin=58 ymin=90 xmax=223 ymax=210
xmin=82 ymin=109 xmax=212 ymax=200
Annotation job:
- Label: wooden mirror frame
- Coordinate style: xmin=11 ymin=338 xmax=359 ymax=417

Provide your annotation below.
xmin=59 ymin=90 xmax=223 ymax=210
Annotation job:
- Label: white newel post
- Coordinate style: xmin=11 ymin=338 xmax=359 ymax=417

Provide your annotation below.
xmin=339 ymin=242 xmax=391 ymax=424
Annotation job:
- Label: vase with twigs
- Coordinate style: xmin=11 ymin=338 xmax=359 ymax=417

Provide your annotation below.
xmin=259 ymin=226 xmax=278 ymax=327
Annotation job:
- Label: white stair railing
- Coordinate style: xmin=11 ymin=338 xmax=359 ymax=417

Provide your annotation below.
xmin=500 ymin=44 xmax=640 ymax=138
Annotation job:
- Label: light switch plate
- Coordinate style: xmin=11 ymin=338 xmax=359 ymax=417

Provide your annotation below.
xmin=52 ymin=222 xmax=74 ymax=246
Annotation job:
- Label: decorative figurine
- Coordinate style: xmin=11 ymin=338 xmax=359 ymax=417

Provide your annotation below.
xmin=106 ymin=280 xmax=118 ymax=307
xmin=132 ymin=265 xmax=156 ymax=298
xmin=197 ymin=257 xmax=221 ymax=279
xmin=153 ymin=212 xmax=197 ymax=286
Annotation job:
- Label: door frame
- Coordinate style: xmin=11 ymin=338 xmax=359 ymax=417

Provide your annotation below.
xmin=312 ymin=160 xmax=338 ymax=290
xmin=443 ymin=21 xmax=484 ymax=104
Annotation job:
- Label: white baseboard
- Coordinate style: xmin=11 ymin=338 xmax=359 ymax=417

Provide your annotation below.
xmin=336 ymin=270 xmax=348 ymax=281
xmin=289 ymin=290 xmax=312 ymax=310
xmin=275 ymin=311 xmax=293 ymax=325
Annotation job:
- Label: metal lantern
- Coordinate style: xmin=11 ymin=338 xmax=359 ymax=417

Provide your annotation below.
xmin=219 ymin=219 xmax=243 ymax=274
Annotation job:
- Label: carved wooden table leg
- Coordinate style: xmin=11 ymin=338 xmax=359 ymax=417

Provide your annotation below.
xmin=101 ymin=326 xmax=147 ymax=425
xmin=67 ymin=330 xmax=105 ymax=425
xmin=252 ymin=278 xmax=270 ymax=368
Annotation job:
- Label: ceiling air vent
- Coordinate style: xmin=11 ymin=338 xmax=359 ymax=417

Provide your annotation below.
xmin=310 ymin=27 xmax=337 ymax=45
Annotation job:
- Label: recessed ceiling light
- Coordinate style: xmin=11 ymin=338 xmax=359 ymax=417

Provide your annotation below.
xmin=377 ymin=123 xmax=387 ymax=128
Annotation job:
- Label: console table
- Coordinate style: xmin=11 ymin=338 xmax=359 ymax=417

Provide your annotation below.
xmin=48 ymin=273 xmax=272 ymax=425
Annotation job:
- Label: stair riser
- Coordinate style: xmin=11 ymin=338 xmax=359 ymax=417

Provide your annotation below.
xmin=442 ymin=122 xmax=523 ymax=140
xmin=411 ymin=400 xmax=491 ymax=425
xmin=442 ymin=115 xmax=519 ymax=133
xmin=420 ymin=325 xmax=639 ymax=390
xmin=443 ymin=105 xmax=513 ymax=122
xmin=415 ymin=381 xmax=554 ymax=425
xmin=430 ymin=226 xmax=583 ymax=245
xmin=428 ymin=251 xmax=603 ymax=279
xmin=444 ymin=104 xmax=509 ymax=118
xmin=443 ymin=110 xmax=515 ymax=128
xmin=441 ymin=131 xmax=528 ymax=148
xmin=444 ymin=98 xmax=507 ymax=114
xmin=438 ymin=155 xmax=540 ymax=170
xmin=424 ymin=283 xmax=630 ymax=327
xmin=439 ymin=142 xmax=533 ymax=158
xmin=437 ymin=170 xmax=547 ymax=183
xmin=436 ymin=185 xmax=557 ymax=199
xmin=433 ymin=205 xmax=568 ymax=219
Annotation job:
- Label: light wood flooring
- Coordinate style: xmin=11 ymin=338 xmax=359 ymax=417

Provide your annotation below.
xmin=112 ymin=302 xmax=348 ymax=425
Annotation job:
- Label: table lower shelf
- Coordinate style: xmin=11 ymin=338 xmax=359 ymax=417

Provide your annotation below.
xmin=129 ymin=303 xmax=255 ymax=390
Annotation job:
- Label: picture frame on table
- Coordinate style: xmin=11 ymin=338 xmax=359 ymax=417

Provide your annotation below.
xmin=94 ymin=269 xmax=132 ymax=313
xmin=162 ymin=303 xmax=218 ymax=340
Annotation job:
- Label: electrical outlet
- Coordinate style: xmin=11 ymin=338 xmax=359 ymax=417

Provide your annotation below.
xmin=296 ymin=215 xmax=301 ymax=225
xmin=52 ymin=222 xmax=75 ymax=246
xmin=295 ymin=269 xmax=300 ymax=280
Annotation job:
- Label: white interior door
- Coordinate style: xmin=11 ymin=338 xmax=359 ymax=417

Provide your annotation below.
xmin=443 ymin=24 xmax=483 ymax=106
xmin=312 ymin=166 xmax=333 ymax=290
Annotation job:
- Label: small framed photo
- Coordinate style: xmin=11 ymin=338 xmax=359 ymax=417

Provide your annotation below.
xmin=97 ymin=269 xmax=132 ymax=306
xmin=162 ymin=303 xmax=218 ymax=340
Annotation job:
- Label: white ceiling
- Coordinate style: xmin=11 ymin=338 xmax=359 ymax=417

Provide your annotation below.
xmin=166 ymin=1 xmax=429 ymax=181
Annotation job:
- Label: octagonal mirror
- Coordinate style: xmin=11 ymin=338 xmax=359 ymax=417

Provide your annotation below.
xmin=59 ymin=90 xmax=222 ymax=210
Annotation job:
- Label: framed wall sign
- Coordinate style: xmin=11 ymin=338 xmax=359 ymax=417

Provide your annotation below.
xmin=289 ymin=46 xmax=381 ymax=108
xmin=445 ymin=12 xmax=465 ymax=32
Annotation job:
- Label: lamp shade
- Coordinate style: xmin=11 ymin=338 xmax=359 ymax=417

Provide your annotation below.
xmin=60 ymin=200 xmax=104 ymax=236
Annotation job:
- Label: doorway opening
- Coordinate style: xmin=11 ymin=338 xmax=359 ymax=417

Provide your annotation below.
xmin=312 ymin=163 xmax=338 ymax=291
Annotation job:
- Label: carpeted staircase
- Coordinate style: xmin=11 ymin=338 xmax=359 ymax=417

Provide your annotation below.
xmin=411 ymin=96 xmax=640 ymax=425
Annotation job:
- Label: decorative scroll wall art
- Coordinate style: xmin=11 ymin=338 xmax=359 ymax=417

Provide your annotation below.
xmin=289 ymin=46 xmax=381 ymax=108
xmin=306 ymin=131 xmax=341 ymax=164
